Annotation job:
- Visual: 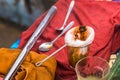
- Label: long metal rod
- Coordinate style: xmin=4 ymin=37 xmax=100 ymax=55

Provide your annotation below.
xmin=36 ymin=44 xmax=67 ymax=67
xmin=4 ymin=6 xmax=57 ymax=80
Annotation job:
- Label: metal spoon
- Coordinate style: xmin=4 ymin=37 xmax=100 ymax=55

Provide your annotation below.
xmin=39 ymin=21 xmax=74 ymax=51
xmin=57 ymin=0 xmax=75 ymax=31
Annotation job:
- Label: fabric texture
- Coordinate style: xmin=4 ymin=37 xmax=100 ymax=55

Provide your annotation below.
xmin=18 ymin=0 xmax=120 ymax=80
xmin=0 ymin=48 xmax=56 ymax=80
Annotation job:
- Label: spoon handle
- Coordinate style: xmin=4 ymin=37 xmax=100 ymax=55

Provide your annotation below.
xmin=60 ymin=0 xmax=75 ymax=29
xmin=35 ymin=44 xmax=67 ymax=67
xmin=51 ymin=21 xmax=74 ymax=43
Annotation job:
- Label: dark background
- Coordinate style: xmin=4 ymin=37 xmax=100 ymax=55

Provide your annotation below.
xmin=0 ymin=0 xmax=57 ymax=47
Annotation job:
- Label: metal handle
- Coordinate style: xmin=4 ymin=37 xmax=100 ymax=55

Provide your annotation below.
xmin=61 ymin=0 xmax=75 ymax=28
xmin=4 ymin=5 xmax=57 ymax=80
xmin=51 ymin=21 xmax=74 ymax=43
xmin=35 ymin=44 xmax=67 ymax=67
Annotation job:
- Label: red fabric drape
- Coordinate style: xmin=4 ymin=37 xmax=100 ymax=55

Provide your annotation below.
xmin=18 ymin=0 xmax=120 ymax=80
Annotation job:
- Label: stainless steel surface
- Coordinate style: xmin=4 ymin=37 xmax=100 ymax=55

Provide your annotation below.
xmin=57 ymin=0 xmax=75 ymax=31
xmin=4 ymin=5 xmax=57 ymax=80
xmin=38 ymin=21 xmax=74 ymax=52
xmin=36 ymin=44 xmax=67 ymax=66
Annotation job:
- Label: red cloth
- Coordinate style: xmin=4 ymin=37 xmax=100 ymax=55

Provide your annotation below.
xmin=18 ymin=0 xmax=120 ymax=80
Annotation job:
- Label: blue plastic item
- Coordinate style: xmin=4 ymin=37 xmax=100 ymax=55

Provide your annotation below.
xmin=10 ymin=39 xmax=20 ymax=49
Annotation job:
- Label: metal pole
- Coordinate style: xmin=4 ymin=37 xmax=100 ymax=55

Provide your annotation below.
xmin=4 ymin=5 xmax=57 ymax=80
